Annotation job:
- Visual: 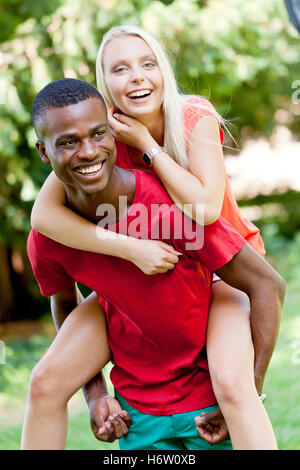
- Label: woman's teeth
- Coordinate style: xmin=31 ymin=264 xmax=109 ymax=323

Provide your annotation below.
xmin=76 ymin=162 xmax=103 ymax=175
xmin=128 ymin=89 xmax=151 ymax=99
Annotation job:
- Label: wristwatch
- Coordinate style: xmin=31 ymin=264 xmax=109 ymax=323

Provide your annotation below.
xmin=142 ymin=146 xmax=167 ymax=166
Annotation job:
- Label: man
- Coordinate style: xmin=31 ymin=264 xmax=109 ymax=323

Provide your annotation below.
xmin=23 ymin=79 xmax=285 ymax=450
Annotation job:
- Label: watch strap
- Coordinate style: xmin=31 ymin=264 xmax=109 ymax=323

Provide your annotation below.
xmin=142 ymin=146 xmax=166 ymax=165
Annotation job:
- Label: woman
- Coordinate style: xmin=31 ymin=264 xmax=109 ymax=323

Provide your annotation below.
xmin=24 ymin=25 xmax=277 ymax=449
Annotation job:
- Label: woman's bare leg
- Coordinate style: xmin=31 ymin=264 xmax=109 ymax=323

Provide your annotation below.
xmin=205 ymin=281 xmax=277 ymax=450
xmin=21 ymin=293 xmax=111 ymax=449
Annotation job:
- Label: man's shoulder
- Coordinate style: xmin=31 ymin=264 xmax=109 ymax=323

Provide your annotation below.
xmin=134 ymin=169 xmax=173 ymax=206
xmin=27 ymin=229 xmax=72 ymax=261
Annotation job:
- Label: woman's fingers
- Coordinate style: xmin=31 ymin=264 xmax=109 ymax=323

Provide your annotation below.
xmin=159 ymin=241 xmax=183 ymax=257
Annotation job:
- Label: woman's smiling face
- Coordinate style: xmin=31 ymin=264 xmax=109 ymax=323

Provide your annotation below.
xmin=102 ymin=35 xmax=164 ymax=120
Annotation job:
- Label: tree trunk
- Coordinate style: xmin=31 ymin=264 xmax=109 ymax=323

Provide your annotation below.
xmin=0 ymin=240 xmax=14 ymax=322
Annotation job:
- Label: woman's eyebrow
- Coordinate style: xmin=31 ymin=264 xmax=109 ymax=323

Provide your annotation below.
xmin=109 ymin=54 xmax=157 ymax=69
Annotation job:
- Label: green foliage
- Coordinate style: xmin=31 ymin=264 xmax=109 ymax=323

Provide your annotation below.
xmin=0 ymin=335 xmax=51 ymax=398
xmin=1 ymin=0 xmax=298 ymax=245
xmin=0 ymin=0 xmax=299 ymax=319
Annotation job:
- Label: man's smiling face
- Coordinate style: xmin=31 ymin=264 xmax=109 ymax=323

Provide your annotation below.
xmin=36 ymin=97 xmax=116 ymax=196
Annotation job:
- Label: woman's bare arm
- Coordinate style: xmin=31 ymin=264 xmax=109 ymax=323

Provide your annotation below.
xmin=153 ymin=116 xmax=225 ymax=225
xmin=31 ymin=171 xmax=181 ymax=274
xmin=109 ymin=110 xmax=226 ymax=225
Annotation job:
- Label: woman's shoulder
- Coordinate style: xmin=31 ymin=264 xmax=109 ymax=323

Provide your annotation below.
xmin=182 ymin=95 xmax=223 ymax=143
xmin=182 ymin=94 xmax=219 ymax=120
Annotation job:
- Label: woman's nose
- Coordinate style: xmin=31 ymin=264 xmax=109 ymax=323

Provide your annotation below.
xmin=130 ymin=67 xmax=144 ymax=83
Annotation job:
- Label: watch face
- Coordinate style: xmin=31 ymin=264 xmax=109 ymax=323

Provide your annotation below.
xmin=142 ymin=153 xmax=152 ymax=166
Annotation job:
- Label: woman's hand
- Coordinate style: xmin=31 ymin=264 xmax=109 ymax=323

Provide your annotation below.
xmin=107 ymin=106 xmax=156 ymax=151
xmin=127 ymin=238 xmax=182 ymax=275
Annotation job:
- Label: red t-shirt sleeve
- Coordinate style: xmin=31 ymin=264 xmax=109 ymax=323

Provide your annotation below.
xmin=27 ymin=230 xmax=75 ymax=297
xmin=175 ymin=215 xmax=246 ymax=272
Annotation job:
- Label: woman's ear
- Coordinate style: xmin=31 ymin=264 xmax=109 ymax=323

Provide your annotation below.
xmin=35 ymin=140 xmax=51 ymax=165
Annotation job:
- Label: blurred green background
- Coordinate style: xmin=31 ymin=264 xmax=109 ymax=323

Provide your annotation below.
xmin=0 ymin=0 xmax=299 ymax=450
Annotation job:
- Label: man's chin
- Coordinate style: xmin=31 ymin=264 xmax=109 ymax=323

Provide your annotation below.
xmin=76 ymin=179 xmax=109 ymax=197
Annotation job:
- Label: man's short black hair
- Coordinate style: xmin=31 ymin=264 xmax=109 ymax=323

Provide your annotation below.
xmin=32 ymin=78 xmax=105 ymax=138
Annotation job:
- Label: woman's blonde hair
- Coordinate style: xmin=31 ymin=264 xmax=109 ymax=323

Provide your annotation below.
xmin=96 ymin=25 xmax=224 ymax=170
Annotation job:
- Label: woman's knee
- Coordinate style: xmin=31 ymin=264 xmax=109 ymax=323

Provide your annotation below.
xmin=29 ymin=358 xmax=69 ymax=406
xmin=210 ymin=367 xmax=251 ymax=407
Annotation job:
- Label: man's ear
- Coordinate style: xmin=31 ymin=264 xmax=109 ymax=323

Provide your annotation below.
xmin=36 ymin=140 xmax=50 ymax=165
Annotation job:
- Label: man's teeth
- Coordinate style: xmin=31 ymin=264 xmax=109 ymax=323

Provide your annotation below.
xmin=128 ymin=90 xmax=151 ymax=98
xmin=76 ymin=162 xmax=103 ymax=175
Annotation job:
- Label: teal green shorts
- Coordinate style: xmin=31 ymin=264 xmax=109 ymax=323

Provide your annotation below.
xmin=115 ymin=390 xmax=232 ymax=451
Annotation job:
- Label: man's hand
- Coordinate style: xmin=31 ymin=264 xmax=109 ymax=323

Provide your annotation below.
xmin=195 ymin=408 xmax=230 ymax=445
xmin=89 ymin=394 xmax=131 ymax=442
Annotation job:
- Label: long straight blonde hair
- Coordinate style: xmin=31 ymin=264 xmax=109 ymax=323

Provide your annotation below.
xmin=96 ymin=25 xmax=223 ymax=170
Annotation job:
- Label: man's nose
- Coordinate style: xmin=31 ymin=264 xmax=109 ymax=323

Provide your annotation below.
xmin=78 ymin=139 xmax=98 ymax=160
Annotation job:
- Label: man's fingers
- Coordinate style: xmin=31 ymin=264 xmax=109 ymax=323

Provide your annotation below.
xmin=91 ymin=413 xmax=109 ymax=441
xmin=195 ymin=409 xmax=221 ymax=425
xmin=108 ymin=414 xmax=128 ymax=438
xmin=195 ymin=424 xmax=214 ymax=444
xmin=95 ymin=426 xmax=109 ymax=442
xmin=120 ymin=410 xmax=132 ymax=427
xmin=104 ymin=419 xmax=116 ymax=441
xmin=93 ymin=418 xmax=110 ymax=442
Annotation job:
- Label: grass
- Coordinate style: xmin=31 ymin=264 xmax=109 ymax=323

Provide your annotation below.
xmin=0 ymin=246 xmax=299 ymax=450
xmin=0 ymin=338 xmax=118 ymax=450
xmin=262 ymin=281 xmax=300 ymax=450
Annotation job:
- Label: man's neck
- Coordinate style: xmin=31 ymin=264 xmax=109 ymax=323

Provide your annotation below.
xmin=65 ymin=167 xmax=136 ymax=225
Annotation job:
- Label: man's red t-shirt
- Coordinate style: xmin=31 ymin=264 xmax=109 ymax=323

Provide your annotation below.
xmin=27 ymin=170 xmax=246 ymax=415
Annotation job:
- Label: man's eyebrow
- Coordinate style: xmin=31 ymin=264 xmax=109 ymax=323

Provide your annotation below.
xmin=55 ymin=133 xmax=78 ymax=146
xmin=90 ymin=123 xmax=107 ymax=133
xmin=55 ymin=123 xmax=107 ymax=145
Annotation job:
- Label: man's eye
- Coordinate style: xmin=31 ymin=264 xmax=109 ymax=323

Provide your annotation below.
xmin=94 ymin=131 xmax=105 ymax=138
xmin=61 ymin=140 xmax=75 ymax=146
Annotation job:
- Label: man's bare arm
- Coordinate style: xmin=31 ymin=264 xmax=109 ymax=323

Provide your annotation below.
xmin=215 ymin=243 xmax=286 ymax=393
xmin=50 ymin=284 xmax=84 ymax=331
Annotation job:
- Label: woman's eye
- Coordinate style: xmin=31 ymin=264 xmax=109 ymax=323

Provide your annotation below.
xmin=143 ymin=62 xmax=155 ymax=68
xmin=114 ymin=66 xmax=127 ymax=73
